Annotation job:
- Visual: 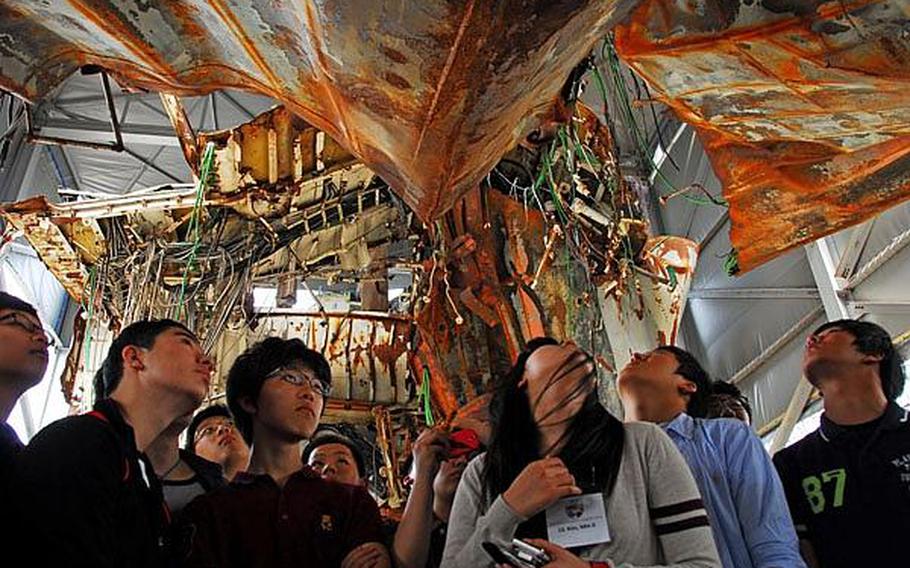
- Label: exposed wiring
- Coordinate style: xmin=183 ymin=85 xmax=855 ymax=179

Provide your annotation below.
xmin=176 ymin=142 xmax=216 ymax=319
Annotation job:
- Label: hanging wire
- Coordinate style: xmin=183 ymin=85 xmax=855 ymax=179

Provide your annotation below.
xmin=595 ymin=37 xmax=727 ymax=208
xmin=175 ymin=142 xmax=216 ymax=319
xmin=419 ymin=366 xmax=436 ymax=426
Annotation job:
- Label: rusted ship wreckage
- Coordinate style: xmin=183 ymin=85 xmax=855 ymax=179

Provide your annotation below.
xmin=1 ymin=0 xmax=908 ymax=501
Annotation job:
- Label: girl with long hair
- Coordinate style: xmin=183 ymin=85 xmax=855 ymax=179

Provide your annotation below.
xmin=441 ymin=338 xmax=719 ymax=568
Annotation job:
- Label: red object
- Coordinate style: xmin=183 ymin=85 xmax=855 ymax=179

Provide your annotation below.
xmin=448 ymin=428 xmax=481 ymax=459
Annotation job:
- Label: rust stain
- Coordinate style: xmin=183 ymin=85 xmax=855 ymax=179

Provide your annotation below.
xmin=615 ymin=0 xmax=910 ymax=271
xmin=0 ymin=0 xmax=638 ymax=221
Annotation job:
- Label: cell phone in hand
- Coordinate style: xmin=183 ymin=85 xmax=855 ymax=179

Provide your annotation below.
xmin=482 ymin=541 xmax=531 ymax=567
xmin=510 ymin=539 xmax=550 ymax=567
xmin=481 ymin=540 xmax=550 ymax=568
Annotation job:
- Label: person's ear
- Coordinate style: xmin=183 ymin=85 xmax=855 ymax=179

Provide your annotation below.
xmin=678 ymin=379 xmax=697 ymax=398
xmin=860 ymin=352 xmax=884 ymax=366
xmin=122 ymin=345 xmax=145 ymax=372
xmin=239 ymin=396 xmax=257 ymax=416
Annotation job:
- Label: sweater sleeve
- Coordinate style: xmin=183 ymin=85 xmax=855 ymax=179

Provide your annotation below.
xmin=440 ymin=453 xmax=527 ymax=568
xmin=615 ymin=424 xmax=721 ymax=568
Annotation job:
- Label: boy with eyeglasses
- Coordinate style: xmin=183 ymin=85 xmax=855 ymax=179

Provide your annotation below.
xmin=179 ymin=337 xmax=389 ymax=568
xmin=0 ymin=292 xmax=49 ymax=478
xmin=185 ymin=404 xmax=249 ymax=481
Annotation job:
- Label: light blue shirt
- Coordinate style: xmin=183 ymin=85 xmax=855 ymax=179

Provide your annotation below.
xmin=662 ymin=413 xmax=806 ymax=568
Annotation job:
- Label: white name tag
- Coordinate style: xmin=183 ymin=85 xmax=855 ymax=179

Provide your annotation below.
xmin=545 ymin=493 xmax=611 ymax=548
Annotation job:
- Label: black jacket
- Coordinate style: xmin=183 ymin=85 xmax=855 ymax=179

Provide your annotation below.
xmin=0 ymin=422 xmax=23 ymax=483
xmin=16 ymin=398 xmax=171 ymax=567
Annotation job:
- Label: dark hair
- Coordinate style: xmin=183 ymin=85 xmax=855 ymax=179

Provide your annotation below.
xmin=0 ymin=292 xmax=39 ymax=319
xmin=226 ymin=337 xmax=331 ymax=445
xmin=655 ymin=345 xmax=712 ymax=418
xmin=302 ymin=431 xmax=367 ymax=478
xmin=811 ymin=319 xmax=906 ymax=401
xmin=185 ymin=404 xmax=233 ymax=452
xmin=95 ymin=319 xmax=192 ymax=399
xmin=483 ymin=337 xmax=625 ymax=503
xmin=706 ymin=380 xmax=753 ymax=422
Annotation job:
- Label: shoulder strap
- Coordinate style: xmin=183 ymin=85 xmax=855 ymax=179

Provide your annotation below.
xmin=84 ymin=409 xmax=131 ymax=482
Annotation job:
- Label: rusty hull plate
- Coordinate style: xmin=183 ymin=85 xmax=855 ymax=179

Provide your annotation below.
xmin=0 ymin=0 xmax=639 ymax=221
xmin=615 ymin=0 xmax=910 ymax=272
xmin=1 ymin=196 xmax=98 ymax=301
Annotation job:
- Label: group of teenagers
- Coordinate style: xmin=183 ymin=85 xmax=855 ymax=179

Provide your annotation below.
xmin=1 ymin=289 xmax=909 ymax=568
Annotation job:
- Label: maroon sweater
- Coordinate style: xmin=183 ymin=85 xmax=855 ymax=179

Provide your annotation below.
xmin=178 ymin=465 xmax=383 ymax=567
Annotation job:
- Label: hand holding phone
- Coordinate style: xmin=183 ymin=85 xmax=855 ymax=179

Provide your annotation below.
xmin=481 ymin=540 xmax=550 ymax=568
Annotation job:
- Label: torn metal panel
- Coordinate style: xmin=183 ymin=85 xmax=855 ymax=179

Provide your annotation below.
xmin=198 ymin=105 xmax=368 ymax=218
xmin=615 ymin=0 xmax=910 ymax=272
xmin=253 ymin=200 xmax=398 ymax=277
xmin=412 ymin=186 xmax=618 ymax=419
xmin=0 ymin=0 xmax=640 ymax=221
xmin=0 ymin=196 xmax=100 ymax=301
xmin=207 ymin=312 xmax=413 ymax=407
xmin=598 ymin=236 xmax=698 ymax=370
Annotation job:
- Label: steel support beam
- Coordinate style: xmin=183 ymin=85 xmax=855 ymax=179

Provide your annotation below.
xmin=649 ymin=122 xmax=688 ymax=182
xmin=210 ymin=93 xmax=219 ymax=130
xmin=41 ymin=186 xmax=197 ymax=219
xmin=688 ymin=287 xmax=819 ymax=300
xmin=846 ymin=299 xmax=910 ymax=315
xmin=34 ymin=118 xmax=180 ymax=147
xmin=220 ymin=91 xmax=255 ymax=119
xmin=834 ymin=219 xmax=875 ymax=284
xmin=805 ymin=239 xmax=851 ymax=320
xmin=770 ymin=378 xmax=815 ymax=454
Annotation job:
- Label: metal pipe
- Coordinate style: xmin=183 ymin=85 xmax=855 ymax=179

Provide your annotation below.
xmin=26 ymin=102 xmax=124 ymax=152
xmin=100 ymin=72 xmax=124 ymax=151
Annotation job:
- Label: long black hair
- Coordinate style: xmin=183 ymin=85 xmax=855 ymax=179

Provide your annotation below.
xmin=483 ymin=337 xmax=625 ymax=502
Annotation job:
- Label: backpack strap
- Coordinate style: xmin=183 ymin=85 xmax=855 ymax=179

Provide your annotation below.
xmin=84 ymin=410 xmax=131 ymax=482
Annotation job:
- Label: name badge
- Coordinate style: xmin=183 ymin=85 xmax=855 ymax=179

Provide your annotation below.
xmin=545 ymin=493 xmax=611 ymax=548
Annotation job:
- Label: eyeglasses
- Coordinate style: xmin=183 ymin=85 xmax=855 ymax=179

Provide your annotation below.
xmin=266 ymin=369 xmax=331 ymax=397
xmin=194 ymin=420 xmax=237 ymax=443
xmin=0 ymin=312 xmax=55 ymax=347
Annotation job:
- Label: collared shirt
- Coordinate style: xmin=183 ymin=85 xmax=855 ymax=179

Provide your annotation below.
xmin=663 ymin=413 xmax=805 ymax=568
xmin=15 ymin=398 xmax=170 ymax=567
xmin=774 ymin=402 xmax=910 ymax=568
xmin=163 ymin=450 xmax=226 ymax=516
xmin=178 ymin=464 xmax=384 ymax=568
